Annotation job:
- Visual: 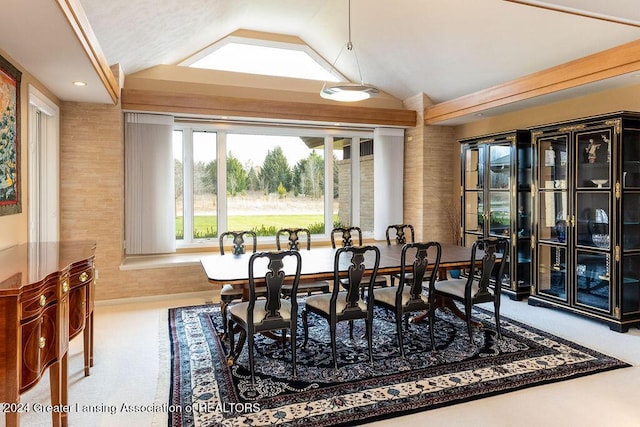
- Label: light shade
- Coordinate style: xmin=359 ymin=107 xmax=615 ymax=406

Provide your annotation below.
xmin=320 ymin=83 xmax=379 ymax=102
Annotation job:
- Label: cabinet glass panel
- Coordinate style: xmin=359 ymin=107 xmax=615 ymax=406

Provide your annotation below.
xmin=516 ymin=239 xmax=531 ymax=289
xmin=538 ymin=244 xmax=567 ymax=301
xmin=465 ymin=191 xmax=484 ymax=233
xmin=575 ymin=192 xmax=610 ymax=248
xmin=539 ymin=136 xmax=568 ymax=190
xmin=538 ymin=191 xmax=568 ymax=243
xmin=576 ymin=130 xmax=611 ymax=189
xmin=517 ymin=192 xmax=531 ymax=238
xmin=518 ymin=144 xmax=532 ymax=187
xmin=464 ymin=146 xmax=484 ymax=190
xmin=575 ymin=250 xmax=610 ymax=312
xmin=622 ymin=254 xmax=640 ymax=313
xmin=623 ymin=129 xmax=640 ymax=189
xmin=489 ymin=145 xmax=510 ymax=189
xmin=489 ymin=191 xmax=510 ymax=237
xmin=623 ymin=193 xmax=640 ymax=250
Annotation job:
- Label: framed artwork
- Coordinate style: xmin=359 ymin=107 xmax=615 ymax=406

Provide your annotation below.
xmin=0 ymin=53 xmax=21 ymax=216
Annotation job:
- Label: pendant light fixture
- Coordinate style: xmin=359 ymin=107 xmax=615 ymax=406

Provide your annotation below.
xmin=320 ymin=0 xmax=379 ymax=102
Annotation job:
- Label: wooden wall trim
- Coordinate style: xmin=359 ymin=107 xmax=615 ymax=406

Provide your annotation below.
xmin=425 ymin=39 xmax=640 ymax=124
xmin=55 ymin=0 xmax=119 ymax=103
xmin=504 ymin=1 xmax=640 ymax=28
xmin=121 ymin=89 xmax=417 ymax=127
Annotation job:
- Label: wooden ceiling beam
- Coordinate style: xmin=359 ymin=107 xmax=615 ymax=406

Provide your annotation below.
xmin=424 ymin=39 xmax=640 ymax=124
xmin=121 ymin=89 xmax=417 ymax=127
xmin=55 ymin=0 xmax=120 ymax=103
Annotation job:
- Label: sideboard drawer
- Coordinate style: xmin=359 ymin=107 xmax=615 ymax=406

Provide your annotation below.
xmin=19 ymin=278 xmax=58 ymax=322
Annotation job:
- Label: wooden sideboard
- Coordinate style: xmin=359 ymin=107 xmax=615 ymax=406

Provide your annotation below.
xmin=0 ymin=241 xmax=96 ymax=427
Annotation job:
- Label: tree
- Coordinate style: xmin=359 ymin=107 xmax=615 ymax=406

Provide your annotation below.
xmin=200 ymin=154 xmax=247 ymax=196
xmin=226 ymin=153 xmax=247 ymax=196
xmin=260 ymin=146 xmax=291 ymax=194
xmin=291 ymin=151 xmax=324 ymax=198
xmin=200 ymin=160 xmax=216 ymax=194
xmin=174 ymin=159 xmax=183 ymax=199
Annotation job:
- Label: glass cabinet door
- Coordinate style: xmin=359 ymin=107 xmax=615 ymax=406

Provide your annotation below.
xmin=463 ymin=146 xmax=485 ymax=236
xmin=622 ymin=255 xmax=640 ymax=314
xmin=575 ymin=250 xmax=611 ymax=312
xmin=538 ymin=244 xmax=567 ymax=301
xmin=464 ymin=146 xmax=484 ymax=191
xmin=575 ymin=193 xmax=610 ymax=249
xmin=538 ymin=192 xmax=567 ymax=243
xmin=489 ymin=145 xmax=510 ymax=190
xmin=576 ymin=130 xmax=611 ymax=189
xmin=539 ymin=136 xmax=568 ymax=191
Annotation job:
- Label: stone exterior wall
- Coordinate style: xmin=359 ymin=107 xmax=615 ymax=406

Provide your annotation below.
xmin=337 ymin=154 xmax=374 ymax=233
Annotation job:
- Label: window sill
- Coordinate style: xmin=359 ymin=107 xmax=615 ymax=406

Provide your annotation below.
xmin=120 ymin=253 xmax=205 ymax=271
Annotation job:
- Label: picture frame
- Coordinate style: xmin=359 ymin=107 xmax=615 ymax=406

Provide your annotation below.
xmin=0 ymin=53 xmax=21 ymax=216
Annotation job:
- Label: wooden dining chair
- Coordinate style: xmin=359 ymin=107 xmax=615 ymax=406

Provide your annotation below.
xmin=227 ymin=250 xmax=302 ymax=383
xmin=218 ymin=230 xmax=258 ymax=337
xmin=331 ymin=226 xmax=387 ymax=296
xmin=430 ymin=237 xmax=509 ymax=341
xmin=373 ymin=242 xmax=441 ymax=356
xmin=386 ymin=224 xmax=416 ymax=286
xmin=302 ymin=245 xmax=380 ymax=369
xmin=276 ymin=228 xmax=330 ymax=296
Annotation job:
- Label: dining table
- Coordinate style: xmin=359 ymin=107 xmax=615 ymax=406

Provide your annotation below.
xmin=199 ymin=242 xmax=486 ymax=323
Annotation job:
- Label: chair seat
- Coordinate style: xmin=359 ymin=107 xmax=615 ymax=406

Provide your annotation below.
xmin=434 ymin=278 xmax=493 ymax=299
xmin=306 ymin=292 xmax=367 ymax=315
xmin=373 ymin=285 xmax=428 ymax=307
xmin=221 ymin=284 xmax=267 ymax=301
xmin=228 ymin=299 xmax=292 ymax=324
xmin=282 ymin=280 xmax=330 ymax=295
xmin=339 ymin=276 xmax=387 ymax=288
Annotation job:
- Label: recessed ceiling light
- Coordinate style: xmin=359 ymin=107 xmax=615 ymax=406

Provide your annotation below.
xmin=73 ymin=81 xmax=87 ymax=87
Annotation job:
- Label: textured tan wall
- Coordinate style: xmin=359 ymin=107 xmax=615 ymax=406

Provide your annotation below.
xmin=59 ymin=102 xmax=212 ymax=301
xmin=403 ymin=94 xmax=458 ymax=243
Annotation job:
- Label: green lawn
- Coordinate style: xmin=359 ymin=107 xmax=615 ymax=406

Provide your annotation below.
xmin=176 ymin=214 xmax=338 ymax=238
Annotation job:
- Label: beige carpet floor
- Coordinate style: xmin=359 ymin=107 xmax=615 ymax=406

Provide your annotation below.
xmin=3 ymin=291 xmax=640 ymax=427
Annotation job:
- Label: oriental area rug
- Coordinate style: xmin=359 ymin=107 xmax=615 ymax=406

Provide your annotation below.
xmin=167 ymin=303 xmax=628 ymax=427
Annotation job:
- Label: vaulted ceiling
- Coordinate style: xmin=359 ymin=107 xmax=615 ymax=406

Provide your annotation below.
xmin=2 ymin=0 xmax=640 ymax=124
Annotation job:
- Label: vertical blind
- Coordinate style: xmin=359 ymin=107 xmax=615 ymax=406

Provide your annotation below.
xmin=124 ymin=113 xmax=176 ymax=254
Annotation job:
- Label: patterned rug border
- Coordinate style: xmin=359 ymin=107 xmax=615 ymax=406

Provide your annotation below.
xmin=168 ymin=303 xmax=630 ymax=427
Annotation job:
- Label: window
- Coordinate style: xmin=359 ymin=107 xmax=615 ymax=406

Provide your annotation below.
xmin=174 ymin=123 xmax=374 ymax=246
xmin=180 ymin=33 xmax=344 ymax=82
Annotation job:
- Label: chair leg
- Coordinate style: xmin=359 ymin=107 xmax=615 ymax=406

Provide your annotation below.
xmin=366 ymin=317 xmax=374 ymax=365
xmin=494 ymin=297 xmax=502 ymax=339
xmin=248 ymin=331 xmax=255 ymax=384
xmin=349 ymin=320 xmax=354 ymax=340
xmin=290 ymin=325 xmax=297 ymax=379
xmin=302 ymin=309 xmax=309 ymax=348
xmin=396 ymin=311 xmax=404 ymax=358
xmin=281 ymin=329 xmax=286 ymax=350
xmin=330 ymin=321 xmax=338 ymax=369
xmin=465 ymin=303 xmax=473 ymax=342
xmin=220 ymin=300 xmax=229 ymax=337
xmin=227 ymin=318 xmax=235 ymax=363
xmin=428 ymin=305 xmax=436 ymax=350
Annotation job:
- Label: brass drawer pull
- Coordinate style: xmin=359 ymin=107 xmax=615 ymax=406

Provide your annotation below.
xmin=39 ymin=337 xmax=46 ymax=349
xmin=79 ymin=272 xmax=89 ymax=282
xmin=39 ymin=295 xmax=47 ymax=307
xmin=62 ymin=280 xmax=69 ymax=293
